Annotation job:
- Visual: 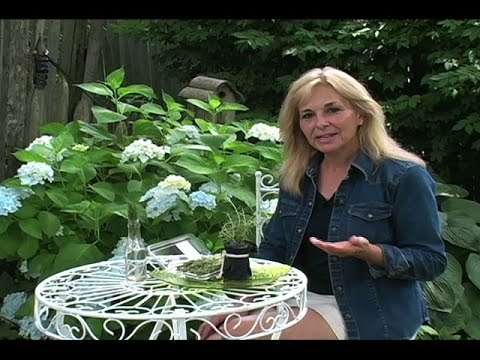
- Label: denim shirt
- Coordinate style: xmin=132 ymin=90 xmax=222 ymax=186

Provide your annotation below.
xmin=257 ymin=151 xmax=447 ymax=340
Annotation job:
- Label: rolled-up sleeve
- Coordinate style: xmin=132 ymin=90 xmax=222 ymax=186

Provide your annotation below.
xmin=368 ymin=165 xmax=447 ymax=281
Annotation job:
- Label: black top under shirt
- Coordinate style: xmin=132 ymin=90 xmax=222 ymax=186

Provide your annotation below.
xmin=292 ymin=191 xmax=334 ymax=295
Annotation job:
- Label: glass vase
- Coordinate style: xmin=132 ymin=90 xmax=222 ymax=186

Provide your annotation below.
xmin=125 ymin=204 xmax=147 ymax=281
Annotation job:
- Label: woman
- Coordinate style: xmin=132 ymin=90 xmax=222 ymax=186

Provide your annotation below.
xmin=200 ymin=66 xmax=447 ymax=340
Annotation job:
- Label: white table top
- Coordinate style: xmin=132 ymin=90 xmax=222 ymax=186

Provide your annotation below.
xmin=34 ymin=256 xmax=307 ymax=340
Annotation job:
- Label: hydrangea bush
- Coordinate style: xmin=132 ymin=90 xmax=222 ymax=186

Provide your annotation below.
xmin=0 ymin=67 xmax=283 ymax=338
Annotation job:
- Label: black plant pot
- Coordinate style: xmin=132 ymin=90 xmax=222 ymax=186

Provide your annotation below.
xmin=221 ymin=242 xmax=253 ymax=281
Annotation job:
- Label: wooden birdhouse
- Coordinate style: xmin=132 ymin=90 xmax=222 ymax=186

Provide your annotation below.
xmin=178 ymin=76 xmax=245 ymax=123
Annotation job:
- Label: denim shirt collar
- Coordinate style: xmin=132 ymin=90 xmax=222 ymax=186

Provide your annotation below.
xmin=306 ymin=150 xmax=376 ymax=181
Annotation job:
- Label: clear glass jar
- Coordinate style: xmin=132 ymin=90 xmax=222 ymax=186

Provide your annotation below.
xmin=125 ymin=204 xmax=147 ymax=281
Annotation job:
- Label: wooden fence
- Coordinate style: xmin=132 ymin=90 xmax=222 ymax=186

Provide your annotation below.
xmin=0 ymin=19 xmax=182 ymax=181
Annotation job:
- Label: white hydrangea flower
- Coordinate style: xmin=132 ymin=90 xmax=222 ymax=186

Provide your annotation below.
xmin=55 ymin=225 xmax=64 ymax=236
xmin=109 ymin=238 xmax=128 ymax=260
xmin=120 ymin=138 xmax=168 ymax=163
xmin=17 ymin=162 xmax=54 ymax=186
xmin=179 ymin=125 xmax=201 ymax=140
xmin=246 ymin=123 xmax=282 ymax=143
xmin=19 ymin=260 xmax=28 ymax=274
xmin=166 ymin=125 xmax=201 ymax=145
xmin=26 ymin=135 xmax=54 ymax=150
xmin=158 ymin=175 xmax=191 ymax=192
xmin=26 ymin=135 xmax=65 ymax=162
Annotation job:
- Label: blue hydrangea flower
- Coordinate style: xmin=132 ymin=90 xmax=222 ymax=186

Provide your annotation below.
xmin=0 ymin=185 xmax=23 ymax=216
xmin=141 ymin=187 xmax=180 ymax=218
xmin=189 ymin=191 xmax=217 ymax=211
xmin=0 ymin=292 xmax=27 ymax=320
xmin=18 ymin=316 xmax=44 ymax=340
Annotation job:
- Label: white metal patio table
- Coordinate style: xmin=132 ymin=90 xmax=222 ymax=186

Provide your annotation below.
xmin=34 ymin=257 xmax=307 ymax=340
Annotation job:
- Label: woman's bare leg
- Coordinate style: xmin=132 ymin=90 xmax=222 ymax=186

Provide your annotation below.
xmin=204 ymin=308 xmax=338 ymax=340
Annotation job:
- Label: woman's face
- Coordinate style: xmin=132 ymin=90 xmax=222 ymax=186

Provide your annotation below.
xmin=298 ymin=84 xmax=363 ymax=157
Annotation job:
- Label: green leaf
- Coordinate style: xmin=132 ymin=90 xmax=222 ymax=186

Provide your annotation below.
xmin=0 ymin=217 xmax=12 ymax=234
xmin=442 ymin=198 xmax=480 ymax=223
xmin=89 ymin=182 xmax=115 ymax=201
xmin=465 ymin=124 xmax=473 ymax=135
xmin=116 ymin=101 xmax=140 ymax=115
xmin=17 ymin=235 xmax=39 ymax=259
xmin=60 ymin=159 xmax=81 ymax=174
xmin=208 ymin=95 xmax=222 ymax=110
xmin=29 ymin=251 xmax=55 ymax=278
xmin=194 ymin=118 xmax=216 ymax=133
xmin=91 ymin=106 xmax=127 ymax=124
xmin=53 ymin=243 xmax=104 ymax=273
xmin=117 ymin=163 xmax=142 ymax=177
xmin=254 ymin=145 xmax=283 ymax=162
xmin=78 ymin=121 xmax=116 ymax=141
xmin=40 ymin=122 xmax=66 ymax=135
xmin=224 ymin=186 xmax=256 ymax=208
xmin=464 ymin=283 xmax=480 ymax=339
xmin=62 ymin=200 xmax=90 ymax=215
xmin=18 ymin=218 xmax=43 ymax=240
xmin=436 ymin=182 xmax=469 ymax=198
xmin=13 ymin=150 xmax=48 ymax=163
xmin=132 ymin=119 xmax=163 ymax=137
xmin=442 ymin=222 xmax=480 ymax=252
xmin=466 ymin=253 xmax=480 ymax=290
xmin=224 ymin=154 xmax=259 ymax=172
xmin=127 ymin=180 xmax=143 ymax=193
xmin=0 ymin=227 xmax=21 ymax=259
xmin=424 ymin=253 xmax=464 ymax=312
xmin=186 ymin=99 xmax=214 ymax=115
xmin=37 ymin=211 xmax=61 ymax=237
xmin=76 ymin=83 xmax=113 ymax=97
xmin=218 ymin=102 xmax=249 ymax=112
xmin=140 ymin=103 xmax=166 ymax=115
xmin=15 ymin=205 xmax=39 ymax=219
xmin=430 ymin=296 xmax=471 ymax=335
xmin=174 ymin=154 xmax=219 ymax=174
xmin=79 ymin=165 xmax=97 ymax=185
xmin=169 ymin=144 xmax=213 ymax=156
xmin=224 ymin=141 xmax=255 ymax=153
xmin=51 ymin=132 xmax=74 ymax=153
xmin=118 ymin=85 xmax=156 ymax=99
xmin=46 ymin=189 xmax=69 ymax=207
xmin=101 ymin=203 xmax=128 ymax=219
xmin=106 ymin=67 xmax=125 ymax=90
xmin=199 ymin=134 xmax=231 ymax=151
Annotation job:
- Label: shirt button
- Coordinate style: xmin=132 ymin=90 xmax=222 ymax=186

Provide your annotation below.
xmin=336 ymin=198 xmax=345 ymax=206
xmin=335 ymin=285 xmax=343 ymax=291
xmin=297 ymin=228 xmax=302 ymax=233
xmin=308 ymin=201 xmax=313 ymax=206
xmin=331 ymin=256 xmax=338 ymax=261
xmin=344 ymin=313 xmax=352 ymax=320
xmin=331 ymin=226 xmax=338 ymax=232
xmin=367 ymin=213 xmax=374 ymax=219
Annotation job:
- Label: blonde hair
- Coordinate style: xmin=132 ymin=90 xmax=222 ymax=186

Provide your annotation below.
xmin=278 ymin=66 xmax=425 ymax=196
